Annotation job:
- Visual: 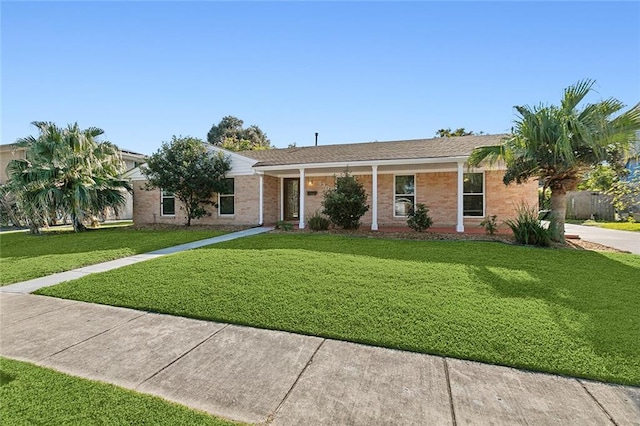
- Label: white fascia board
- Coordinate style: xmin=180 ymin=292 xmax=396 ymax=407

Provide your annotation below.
xmin=208 ymin=145 xmax=259 ymax=175
xmin=253 ymin=155 xmax=473 ymax=172
xmin=122 ymin=165 xmax=147 ymax=181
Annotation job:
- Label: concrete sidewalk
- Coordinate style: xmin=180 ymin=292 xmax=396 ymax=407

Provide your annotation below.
xmin=0 ymin=226 xmax=273 ymax=294
xmin=1 ymin=293 xmax=638 ymax=425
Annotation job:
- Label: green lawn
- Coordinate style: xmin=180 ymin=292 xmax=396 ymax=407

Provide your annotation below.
xmin=596 ymin=222 xmax=640 ymax=232
xmin=38 ymin=234 xmax=640 ymax=386
xmin=0 ymin=357 xmax=238 ymax=425
xmin=568 ymin=219 xmax=640 ymax=232
xmin=0 ymin=226 xmax=227 ymax=285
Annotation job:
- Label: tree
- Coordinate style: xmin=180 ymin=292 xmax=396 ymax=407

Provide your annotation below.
xmin=142 ymin=136 xmax=231 ymax=226
xmin=322 ymin=171 xmax=369 ymax=229
xmin=469 ymin=79 xmax=640 ymax=242
xmin=206 ymin=116 xmax=271 ymax=151
xmin=435 ymin=128 xmax=478 ymax=138
xmin=6 ymin=121 xmax=130 ymax=233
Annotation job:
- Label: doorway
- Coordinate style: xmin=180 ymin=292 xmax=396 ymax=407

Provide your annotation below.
xmin=283 ymin=178 xmax=300 ymax=221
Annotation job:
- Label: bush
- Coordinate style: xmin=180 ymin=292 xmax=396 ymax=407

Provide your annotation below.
xmin=479 ymin=215 xmax=498 ymax=235
xmin=308 ymin=211 xmax=330 ymax=231
xmin=407 ymin=203 xmax=433 ymax=232
xmin=322 ymin=171 xmax=369 ymax=230
xmin=505 ymin=204 xmax=551 ymax=247
xmin=275 ymin=220 xmax=293 ymax=231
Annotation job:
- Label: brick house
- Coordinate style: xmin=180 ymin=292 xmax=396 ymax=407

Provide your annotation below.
xmin=128 ymin=134 xmax=538 ymax=232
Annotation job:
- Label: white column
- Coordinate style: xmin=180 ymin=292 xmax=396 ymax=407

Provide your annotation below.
xmin=279 ymin=177 xmax=284 ymax=221
xmin=258 ymin=173 xmax=264 ymax=225
xmin=371 ymin=165 xmax=378 ymax=230
xmin=299 ymin=168 xmax=305 ymax=229
xmin=456 ymin=161 xmax=465 ymax=233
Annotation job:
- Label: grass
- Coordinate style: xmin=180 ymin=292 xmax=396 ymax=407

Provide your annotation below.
xmin=568 ymin=219 xmax=640 ymax=232
xmin=38 ymin=233 xmax=640 ymax=386
xmin=0 ymin=357 xmax=238 ymax=425
xmin=0 ymin=226 xmax=228 ymax=285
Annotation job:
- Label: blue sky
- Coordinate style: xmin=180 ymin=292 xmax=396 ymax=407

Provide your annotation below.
xmin=2 ymin=1 xmax=639 ymax=155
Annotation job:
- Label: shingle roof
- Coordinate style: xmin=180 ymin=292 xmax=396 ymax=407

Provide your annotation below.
xmin=240 ymin=134 xmax=507 ymax=167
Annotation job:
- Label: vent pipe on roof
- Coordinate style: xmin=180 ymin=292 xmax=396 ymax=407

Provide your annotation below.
xmin=315 ymin=132 xmax=318 ymax=146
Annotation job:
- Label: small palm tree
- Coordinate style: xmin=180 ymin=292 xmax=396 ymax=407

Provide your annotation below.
xmin=469 ymin=79 xmax=640 ymax=242
xmin=6 ymin=122 xmax=131 ymax=233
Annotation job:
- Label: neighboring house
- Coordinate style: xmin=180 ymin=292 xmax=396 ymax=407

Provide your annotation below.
xmin=0 ymin=143 xmax=146 ymax=220
xmin=128 ymin=134 xmax=538 ymax=232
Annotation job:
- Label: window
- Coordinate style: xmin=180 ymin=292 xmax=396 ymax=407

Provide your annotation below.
xmin=219 ymin=178 xmax=235 ymax=215
xmin=463 ymin=173 xmax=484 ymax=216
xmin=394 ymin=175 xmax=415 ymax=217
xmin=161 ymin=190 xmax=175 ymax=216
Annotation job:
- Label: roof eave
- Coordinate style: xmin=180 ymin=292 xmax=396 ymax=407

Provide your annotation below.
xmin=253 ymin=155 xmax=472 ymax=171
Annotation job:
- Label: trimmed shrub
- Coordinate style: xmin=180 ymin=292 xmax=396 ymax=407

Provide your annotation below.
xmin=407 ymin=203 xmax=433 ymax=232
xmin=275 ymin=220 xmax=293 ymax=231
xmin=505 ymin=204 xmax=551 ymax=247
xmin=322 ymin=171 xmax=369 ymax=230
xmin=308 ymin=211 xmax=330 ymax=231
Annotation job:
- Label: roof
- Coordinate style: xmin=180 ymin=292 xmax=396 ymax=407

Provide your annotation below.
xmin=239 ymin=134 xmax=506 ymax=167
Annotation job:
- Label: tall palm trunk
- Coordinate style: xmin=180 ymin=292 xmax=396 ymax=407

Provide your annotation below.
xmin=549 ymin=188 xmax=567 ymax=242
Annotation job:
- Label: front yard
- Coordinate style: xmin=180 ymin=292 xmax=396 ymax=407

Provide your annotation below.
xmin=37 ymin=233 xmax=640 ymax=386
xmin=0 ymin=226 xmax=229 ymax=285
xmin=0 ymin=358 xmax=237 ymax=425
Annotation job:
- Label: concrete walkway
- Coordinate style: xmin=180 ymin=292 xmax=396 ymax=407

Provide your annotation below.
xmin=565 ymin=224 xmax=640 ymax=255
xmin=1 ymin=293 xmax=638 ymax=425
xmin=0 ymin=226 xmax=273 ymax=294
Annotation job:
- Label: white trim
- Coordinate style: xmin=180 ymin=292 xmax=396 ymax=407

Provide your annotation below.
xmin=160 ymin=189 xmax=176 ymax=217
xmin=254 ymin=155 xmax=473 ymax=172
xmin=299 ymin=168 xmax=305 ymax=229
xmin=218 ymin=178 xmax=235 ymax=216
xmin=462 ymin=171 xmax=485 ymax=218
xmin=279 ymin=177 xmax=284 ymax=221
xmin=258 ymin=174 xmax=264 ymax=225
xmin=393 ymin=174 xmax=416 ymax=218
xmin=456 ymin=162 xmax=464 ymax=232
xmin=371 ymin=165 xmax=378 ymax=231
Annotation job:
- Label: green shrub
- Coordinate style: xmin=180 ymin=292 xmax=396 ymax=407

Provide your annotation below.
xmin=322 ymin=171 xmax=369 ymax=230
xmin=505 ymin=204 xmax=551 ymax=247
xmin=308 ymin=211 xmax=330 ymax=231
xmin=479 ymin=215 xmax=498 ymax=235
xmin=406 ymin=203 xmax=433 ymax=232
xmin=275 ymin=220 xmax=293 ymax=231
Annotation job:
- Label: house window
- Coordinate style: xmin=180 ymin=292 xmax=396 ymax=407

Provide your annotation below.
xmin=219 ymin=178 xmax=235 ymax=215
xmin=161 ymin=190 xmax=175 ymax=216
xmin=463 ymin=173 xmax=484 ymax=216
xmin=394 ymin=175 xmax=415 ymax=217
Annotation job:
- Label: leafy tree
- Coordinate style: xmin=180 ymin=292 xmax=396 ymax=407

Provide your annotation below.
xmin=6 ymin=122 xmax=130 ymax=233
xmin=142 ymin=136 xmax=231 ymax=226
xmin=577 ymin=163 xmax=618 ymax=191
xmin=207 ymin=116 xmax=271 ymax=151
xmin=435 ymin=128 xmax=478 ymax=138
xmin=608 ymin=169 xmax=640 ymax=214
xmin=469 ymin=79 xmax=640 ymax=242
xmin=322 ymin=171 xmax=369 ymax=229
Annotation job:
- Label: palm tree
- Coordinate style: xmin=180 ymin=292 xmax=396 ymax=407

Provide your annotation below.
xmin=6 ymin=122 xmax=131 ymax=233
xmin=469 ymin=79 xmax=640 ymax=242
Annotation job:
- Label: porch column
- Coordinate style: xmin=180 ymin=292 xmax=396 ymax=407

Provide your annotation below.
xmin=456 ymin=160 xmax=465 ymax=233
xmin=279 ymin=177 xmax=284 ymax=221
xmin=371 ymin=165 xmax=378 ymax=230
xmin=258 ymin=173 xmax=264 ymax=225
xmin=299 ymin=168 xmax=305 ymax=229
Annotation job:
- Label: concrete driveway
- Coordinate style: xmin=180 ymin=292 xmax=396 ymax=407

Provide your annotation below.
xmin=565 ymin=224 xmax=640 ymax=255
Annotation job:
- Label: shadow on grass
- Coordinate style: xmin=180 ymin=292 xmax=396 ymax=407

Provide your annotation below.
xmin=207 ymin=233 xmax=640 ymax=379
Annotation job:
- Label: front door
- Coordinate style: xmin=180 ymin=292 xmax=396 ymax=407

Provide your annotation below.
xmin=283 ymin=178 xmax=300 ymax=221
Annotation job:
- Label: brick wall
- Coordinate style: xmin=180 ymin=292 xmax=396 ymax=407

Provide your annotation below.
xmin=132 ymin=175 xmax=261 ymax=226
xmin=133 ymin=170 xmax=538 ymax=229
